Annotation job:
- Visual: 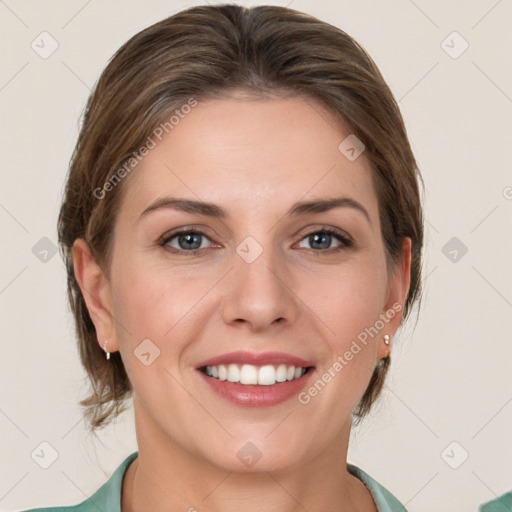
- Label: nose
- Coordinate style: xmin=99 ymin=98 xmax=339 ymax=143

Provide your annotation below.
xmin=221 ymin=245 xmax=299 ymax=333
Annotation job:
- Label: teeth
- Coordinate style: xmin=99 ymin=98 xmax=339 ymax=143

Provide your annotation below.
xmin=227 ymin=364 xmax=240 ymax=382
xmin=258 ymin=365 xmax=276 ymax=386
xmin=203 ymin=364 xmax=307 ymax=385
xmin=240 ymin=364 xmax=258 ymax=385
xmin=276 ymin=364 xmax=287 ymax=382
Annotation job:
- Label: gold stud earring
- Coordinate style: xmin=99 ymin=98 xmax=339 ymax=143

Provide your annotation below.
xmin=103 ymin=340 xmax=110 ymax=360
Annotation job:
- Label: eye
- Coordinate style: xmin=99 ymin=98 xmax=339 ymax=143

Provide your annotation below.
xmin=297 ymin=228 xmax=352 ymax=252
xmin=159 ymin=227 xmax=352 ymax=255
xmin=160 ymin=229 xmax=213 ymax=252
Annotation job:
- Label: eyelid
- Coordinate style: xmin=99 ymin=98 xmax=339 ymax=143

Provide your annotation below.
xmin=294 ymin=224 xmax=353 ymax=243
xmin=158 ymin=225 xmax=215 ymax=242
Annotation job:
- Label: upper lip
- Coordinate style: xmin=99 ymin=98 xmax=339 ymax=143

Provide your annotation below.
xmin=196 ymin=351 xmax=314 ymax=369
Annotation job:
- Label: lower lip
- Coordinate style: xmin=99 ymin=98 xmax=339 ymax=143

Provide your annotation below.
xmin=198 ymin=369 xmax=315 ymax=407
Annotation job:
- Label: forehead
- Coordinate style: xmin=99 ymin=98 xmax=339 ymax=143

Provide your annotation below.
xmin=119 ymin=95 xmax=378 ymax=223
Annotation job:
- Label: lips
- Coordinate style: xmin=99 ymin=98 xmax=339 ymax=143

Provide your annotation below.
xmin=196 ymin=351 xmax=316 ymax=407
xmin=196 ymin=350 xmax=314 ymax=369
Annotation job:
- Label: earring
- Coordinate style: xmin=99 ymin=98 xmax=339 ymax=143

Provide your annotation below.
xmin=383 ymin=334 xmax=390 ymax=357
xmin=103 ymin=340 xmax=111 ymax=360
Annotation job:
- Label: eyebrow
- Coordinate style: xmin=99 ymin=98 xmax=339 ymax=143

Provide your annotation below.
xmin=138 ymin=196 xmax=372 ymax=226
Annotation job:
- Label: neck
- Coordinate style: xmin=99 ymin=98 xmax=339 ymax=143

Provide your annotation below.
xmin=121 ymin=398 xmax=376 ymax=512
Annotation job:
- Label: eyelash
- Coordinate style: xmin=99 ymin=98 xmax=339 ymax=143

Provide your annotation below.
xmin=158 ymin=227 xmax=353 ymax=255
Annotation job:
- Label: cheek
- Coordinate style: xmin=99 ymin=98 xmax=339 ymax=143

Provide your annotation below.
xmin=297 ymin=269 xmax=386 ymax=419
xmin=298 ymin=254 xmax=388 ymax=405
xmin=110 ymin=256 xmax=219 ymax=352
xmin=304 ymin=255 xmax=389 ymax=346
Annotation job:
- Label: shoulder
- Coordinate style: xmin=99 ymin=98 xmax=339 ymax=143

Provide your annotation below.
xmin=479 ymin=490 xmax=512 ymax=511
xmin=347 ymin=463 xmax=407 ymax=512
xmin=18 ymin=452 xmax=138 ymax=512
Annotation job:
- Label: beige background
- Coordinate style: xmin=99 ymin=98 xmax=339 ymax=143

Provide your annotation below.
xmin=1 ymin=1 xmax=511 ymax=511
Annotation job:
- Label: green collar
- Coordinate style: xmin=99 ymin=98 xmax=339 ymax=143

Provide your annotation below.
xmin=479 ymin=491 xmax=512 ymax=511
xmin=24 ymin=452 xmax=407 ymax=511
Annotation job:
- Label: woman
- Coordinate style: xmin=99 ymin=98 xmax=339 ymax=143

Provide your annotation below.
xmin=23 ymin=4 xmax=423 ymax=511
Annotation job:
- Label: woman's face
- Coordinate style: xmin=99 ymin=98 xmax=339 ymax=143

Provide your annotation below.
xmin=75 ymin=94 xmax=410 ymax=472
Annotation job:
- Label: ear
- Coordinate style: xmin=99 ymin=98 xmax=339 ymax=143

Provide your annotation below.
xmin=72 ymin=238 xmax=119 ymax=354
xmin=376 ymin=237 xmax=412 ymax=359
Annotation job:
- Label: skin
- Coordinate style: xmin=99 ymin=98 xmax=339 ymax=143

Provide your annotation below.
xmin=73 ymin=93 xmax=411 ymax=512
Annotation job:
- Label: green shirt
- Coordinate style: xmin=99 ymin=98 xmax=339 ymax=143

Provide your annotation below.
xmin=479 ymin=491 xmax=512 ymax=511
xmin=21 ymin=451 xmax=407 ymax=511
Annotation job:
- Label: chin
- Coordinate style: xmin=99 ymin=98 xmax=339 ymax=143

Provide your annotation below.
xmin=196 ymin=434 xmax=313 ymax=475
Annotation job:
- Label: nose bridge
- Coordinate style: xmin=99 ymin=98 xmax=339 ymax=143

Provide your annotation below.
xmin=221 ymin=234 xmax=298 ymax=330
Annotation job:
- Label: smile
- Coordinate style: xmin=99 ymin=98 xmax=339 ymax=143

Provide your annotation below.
xmin=196 ymin=351 xmax=316 ymax=407
xmin=201 ymin=363 xmax=308 ymax=386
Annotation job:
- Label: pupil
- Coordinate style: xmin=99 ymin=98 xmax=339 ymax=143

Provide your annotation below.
xmin=310 ymin=232 xmax=331 ymax=250
xmin=179 ymin=233 xmax=201 ymax=250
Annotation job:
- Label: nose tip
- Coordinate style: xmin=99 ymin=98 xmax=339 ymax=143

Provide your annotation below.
xmin=221 ymin=255 xmax=299 ymax=332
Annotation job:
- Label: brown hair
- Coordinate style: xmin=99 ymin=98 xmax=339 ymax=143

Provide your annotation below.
xmin=58 ymin=3 xmax=424 ymax=432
